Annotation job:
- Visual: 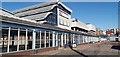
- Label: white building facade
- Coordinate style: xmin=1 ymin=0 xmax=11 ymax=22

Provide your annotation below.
xmin=86 ymin=23 xmax=96 ymax=35
xmin=13 ymin=2 xmax=72 ymax=30
xmin=71 ymin=18 xmax=89 ymax=34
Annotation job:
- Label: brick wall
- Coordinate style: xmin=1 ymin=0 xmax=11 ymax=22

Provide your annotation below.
xmin=1 ymin=47 xmax=58 ymax=57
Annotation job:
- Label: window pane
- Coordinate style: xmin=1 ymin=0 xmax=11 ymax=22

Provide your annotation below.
xmin=46 ymin=31 xmax=49 ymax=47
xmin=19 ymin=30 xmax=26 ymax=50
xmin=27 ymin=30 xmax=33 ymax=49
xmin=35 ymin=31 xmax=40 ymax=48
xmin=50 ymin=33 xmax=52 ymax=47
xmin=1 ymin=29 xmax=8 ymax=53
xmin=41 ymin=31 xmax=45 ymax=48
xmin=9 ymin=29 xmax=17 ymax=52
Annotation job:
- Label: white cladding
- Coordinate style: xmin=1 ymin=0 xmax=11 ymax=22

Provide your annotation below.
xmin=58 ymin=8 xmax=72 ymax=30
xmin=87 ymin=24 xmax=96 ymax=31
xmin=13 ymin=2 xmax=72 ymax=30
xmin=23 ymin=12 xmax=52 ymax=20
xmin=14 ymin=5 xmax=57 ymax=17
xmin=0 ymin=9 xmax=14 ymax=17
xmin=71 ymin=18 xmax=89 ymax=31
xmin=13 ymin=2 xmax=57 ymax=13
xmin=0 ymin=9 xmax=35 ymax=23
xmin=7 ymin=1 xmax=96 ymax=31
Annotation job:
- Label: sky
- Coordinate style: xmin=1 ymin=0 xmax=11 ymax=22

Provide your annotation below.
xmin=1 ymin=2 xmax=118 ymax=30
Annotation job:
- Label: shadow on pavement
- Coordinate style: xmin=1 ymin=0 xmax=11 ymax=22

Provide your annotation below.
xmin=69 ymin=45 xmax=88 ymax=57
xmin=111 ymin=45 xmax=120 ymax=50
xmin=111 ymin=42 xmax=120 ymax=50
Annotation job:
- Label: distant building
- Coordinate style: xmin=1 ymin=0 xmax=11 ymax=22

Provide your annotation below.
xmin=106 ymin=28 xmax=119 ymax=36
xmin=96 ymin=29 xmax=104 ymax=35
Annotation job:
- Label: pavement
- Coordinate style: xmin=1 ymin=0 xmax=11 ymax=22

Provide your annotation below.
xmin=34 ymin=41 xmax=120 ymax=56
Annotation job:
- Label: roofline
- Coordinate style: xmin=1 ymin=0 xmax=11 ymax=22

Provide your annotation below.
xmin=0 ymin=8 xmax=14 ymax=15
xmin=34 ymin=5 xmax=57 ymax=20
xmin=58 ymin=2 xmax=72 ymax=12
xmin=71 ymin=26 xmax=89 ymax=31
xmin=1 ymin=15 xmax=97 ymax=36
xmin=12 ymin=2 xmax=57 ymax=13
xmin=13 ymin=2 xmax=72 ymax=13
xmin=35 ymin=12 xmax=53 ymax=21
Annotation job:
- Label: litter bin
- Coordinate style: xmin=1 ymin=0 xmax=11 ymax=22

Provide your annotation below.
xmin=72 ymin=41 xmax=77 ymax=48
xmin=72 ymin=43 xmax=77 ymax=48
xmin=72 ymin=40 xmax=77 ymax=48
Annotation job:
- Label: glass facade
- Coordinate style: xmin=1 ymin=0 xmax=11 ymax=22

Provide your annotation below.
xmin=1 ymin=26 xmax=99 ymax=53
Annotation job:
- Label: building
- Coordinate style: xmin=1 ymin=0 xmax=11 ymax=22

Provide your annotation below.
xmin=86 ymin=23 xmax=96 ymax=35
xmin=96 ymin=29 xmax=104 ymax=35
xmin=71 ymin=18 xmax=96 ymax=35
xmin=106 ymin=28 xmax=119 ymax=36
xmin=1 ymin=1 xmax=100 ymax=55
xmin=12 ymin=1 xmax=97 ymax=33
xmin=13 ymin=1 xmax=72 ymax=30
xmin=71 ymin=18 xmax=89 ymax=34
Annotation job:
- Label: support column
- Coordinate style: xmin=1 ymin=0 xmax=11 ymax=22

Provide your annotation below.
xmin=78 ymin=35 xmax=80 ymax=44
xmin=57 ymin=6 xmax=60 ymax=26
xmin=17 ymin=28 xmax=20 ymax=51
xmin=64 ymin=33 xmax=66 ymax=44
xmin=74 ymin=28 xmax=75 ymax=31
xmin=61 ymin=33 xmax=63 ymax=46
xmin=88 ymin=36 xmax=89 ymax=42
xmin=52 ymin=32 xmax=55 ymax=47
xmin=87 ymin=36 xmax=89 ymax=42
xmin=56 ymin=33 xmax=58 ymax=47
xmin=71 ymin=34 xmax=73 ymax=44
xmin=73 ymin=34 xmax=75 ymax=44
xmin=7 ymin=27 xmax=10 ymax=53
xmin=91 ymin=37 xmax=93 ymax=42
xmin=25 ymin=29 xmax=28 ymax=50
xmin=32 ymin=29 xmax=36 ymax=49
xmin=90 ymin=37 xmax=91 ymax=42
xmin=44 ymin=31 xmax=46 ymax=48
xmin=89 ymin=36 xmax=90 ymax=42
xmin=85 ymin=36 xmax=87 ymax=43
xmin=40 ymin=31 xmax=41 ymax=48
xmin=83 ymin=35 xmax=84 ymax=43
xmin=86 ymin=36 xmax=88 ymax=42
xmin=48 ymin=32 xmax=50 ymax=47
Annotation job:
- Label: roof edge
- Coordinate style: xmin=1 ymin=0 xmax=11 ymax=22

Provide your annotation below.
xmin=58 ymin=2 xmax=72 ymax=12
xmin=0 ymin=8 xmax=14 ymax=15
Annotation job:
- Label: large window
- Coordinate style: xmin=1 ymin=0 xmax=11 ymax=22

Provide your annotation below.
xmin=46 ymin=14 xmax=57 ymax=26
xmin=27 ymin=30 xmax=33 ymax=50
xmin=46 ymin=31 xmax=49 ymax=47
xmin=35 ymin=31 xmax=40 ymax=48
xmin=1 ymin=28 xmax=8 ymax=53
xmin=46 ymin=31 xmax=53 ymax=47
xmin=80 ymin=35 xmax=83 ymax=43
xmin=41 ymin=31 xmax=45 ymax=48
xmin=9 ymin=28 xmax=18 ymax=52
xmin=50 ymin=32 xmax=53 ymax=47
xmin=19 ymin=29 xmax=26 ymax=50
